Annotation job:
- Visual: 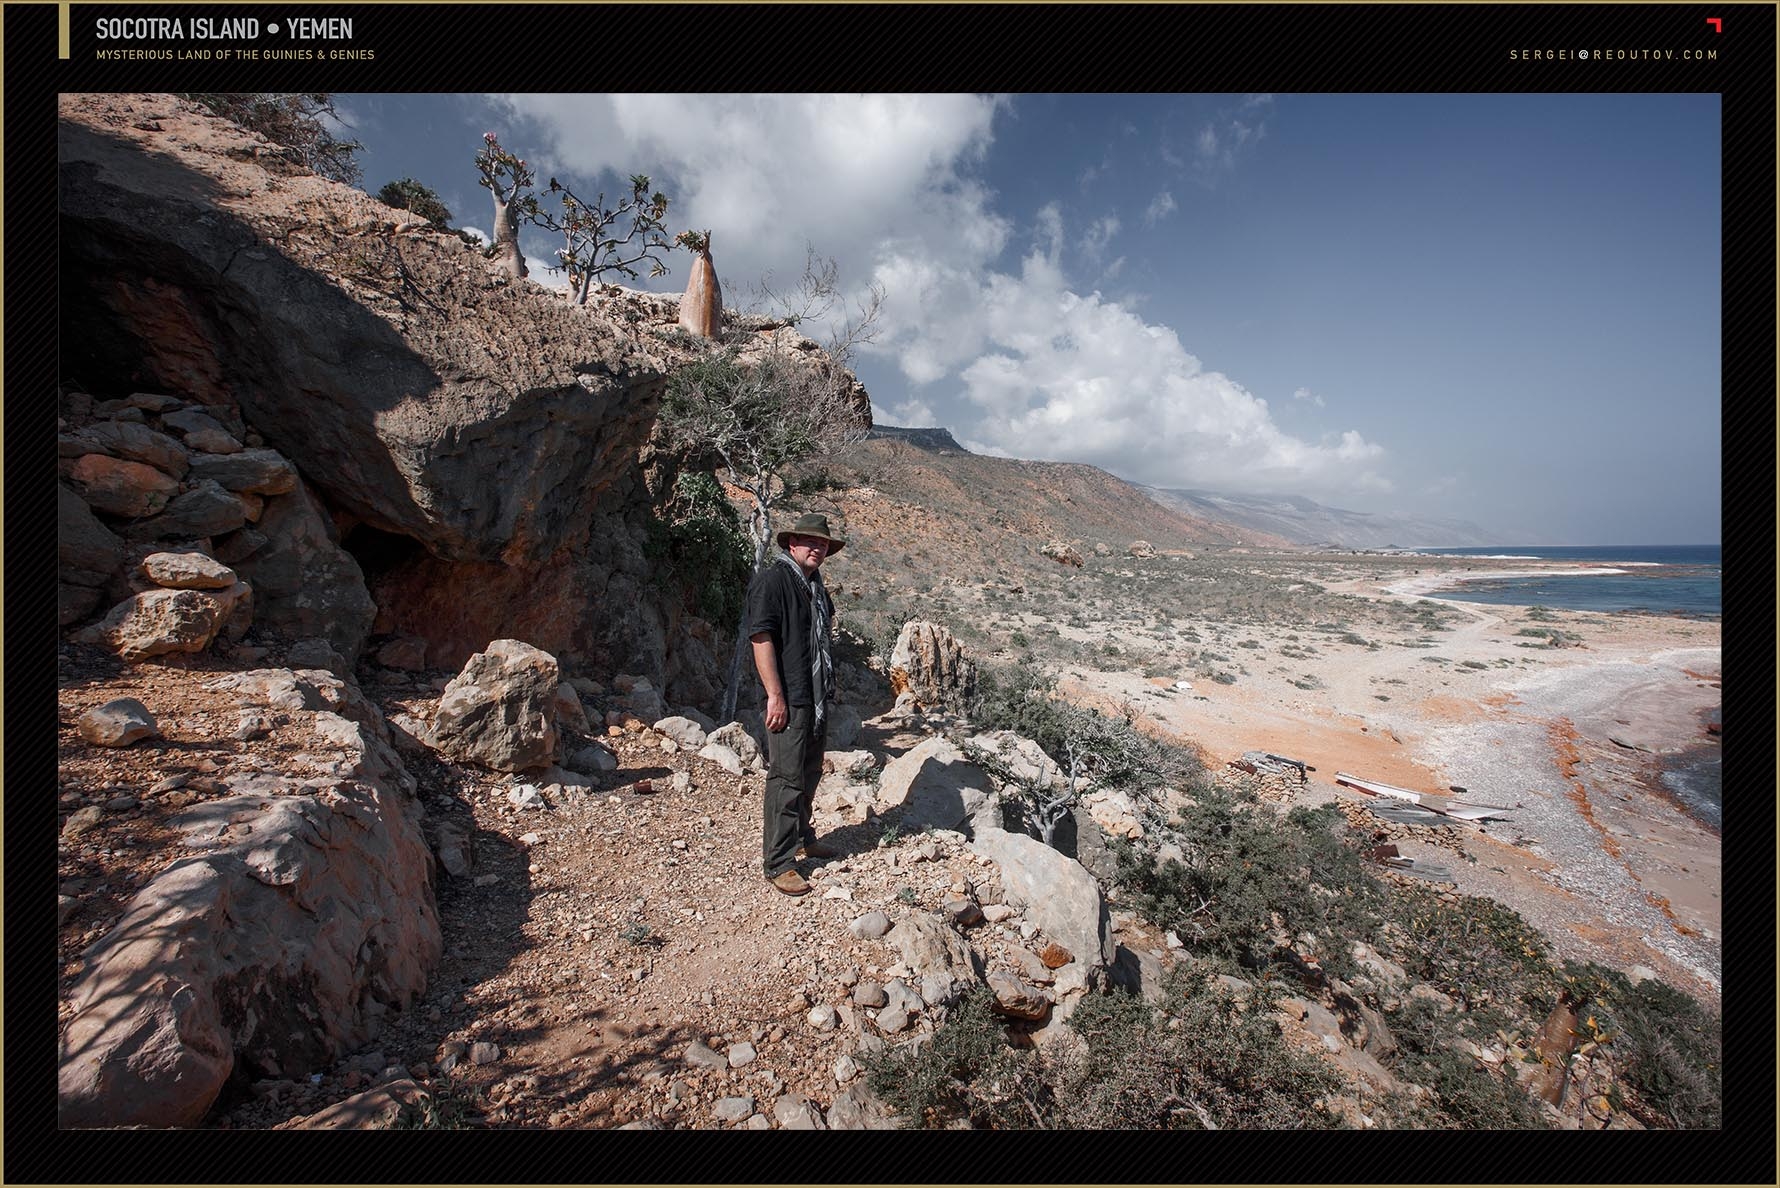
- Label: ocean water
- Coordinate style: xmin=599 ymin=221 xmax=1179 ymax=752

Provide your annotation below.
xmin=1417 ymin=545 xmax=1721 ymax=617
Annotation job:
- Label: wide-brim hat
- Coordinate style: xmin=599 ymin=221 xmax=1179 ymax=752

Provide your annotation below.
xmin=776 ymin=512 xmax=846 ymax=554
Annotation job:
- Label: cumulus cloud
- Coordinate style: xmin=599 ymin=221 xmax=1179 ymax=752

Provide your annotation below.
xmin=482 ymin=93 xmax=1008 ymax=358
xmin=952 ymin=247 xmax=1386 ymax=494
xmin=475 ymin=93 xmax=1382 ymax=499
xmin=1143 ymin=190 xmax=1177 ymax=226
xmin=1292 ymin=386 xmax=1326 ymax=408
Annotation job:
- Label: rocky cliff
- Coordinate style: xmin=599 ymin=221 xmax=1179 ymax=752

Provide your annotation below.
xmin=59 ymin=92 xmax=863 ymax=701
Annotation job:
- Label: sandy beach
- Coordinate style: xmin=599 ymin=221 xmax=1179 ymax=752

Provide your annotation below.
xmin=1066 ymin=560 xmax=1723 ymax=1001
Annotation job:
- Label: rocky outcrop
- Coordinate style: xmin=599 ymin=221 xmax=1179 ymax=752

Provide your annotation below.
xmin=875 ymin=736 xmax=998 ymax=835
xmin=59 ymin=94 xmax=871 ymax=702
xmin=886 ymin=620 xmax=977 ymax=713
xmin=1040 ymin=540 xmax=1084 ymax=568
xmin=57 ymin=668 xmax=439 ymax=1129
xmin=430 ymin=640 xmax=561 ymax=772
xmin=229 ymin=480 xmax=374 ymax=660
xmin=59 ymin=483 xmax=125 ymax=625
xmin=969 ymin=826 xmax=1114 ymax=968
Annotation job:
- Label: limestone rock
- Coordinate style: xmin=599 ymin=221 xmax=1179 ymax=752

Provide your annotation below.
xmin=652 ymin=715 xmax=708 ymax=750
xmin=969 ymin=826 xmax=1113 ymax=968
xmin=229 ymin=481 xmax=374 ymax=662
xmin=66 ymin=421 xmax=190 ymax=479
xmin=887 ymin=620 xmax=977 ymax=712
xmin=186 ymin=448 xmax=298 ymax=496
xmin=65 ymin=454 xmax=180 ymax=518
xmin=875 ymin=736 xmax=997 ymax=836
xmin=1041 ymin=540 xmax=1084 ymax=568
xmin=123 ymin=479 xmax=248 ymax=542
xmin=884 ymin=913 xmax=979 ymax=983
xmin=825 ymin=1083 xmax=899 ymax=1130
xmin=697 ymin=742 xmax=743 ymax=776
xmin=431 ymin=640 xmax=561 ymax=773
xmin=1127 ymin=540 xmax=1156 ymax=558
xmin=708 ymin=723 xmax=762 ymax=769
xmin=60 ymin=483 xmax=126 ymax=624
xmin=1110 ymin=945 xmax=1165 ymax=1004
xmin=987 ymin=971 xmax=1051 ymax=1020
xmin=553 ymin=683 xmax=590 ymax=735
xmin=58 ymin=778 xmax=440 ymax=1128
xmin=772 ymin=1091 xmax=826 ymax=1130
xmin=139 ymin=550 xmax=236 ymax=590
xmin=88 ymin=582 xmax=253 ymax=661
xmin=284 ymin=1079 xmax=432 ymax=1130
xmin=77 ymin=698 xmax=159 ymax=747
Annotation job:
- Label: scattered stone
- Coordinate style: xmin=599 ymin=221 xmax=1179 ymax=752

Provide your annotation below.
xmin=713 ymin=1095 xmax=754 ymax=1122
xmin=852 ymin=981 xmax=887 ymax=1009
xmin=849 ymin=912 xmax=891 ymax=940
xmin=807 ymin=1004 xmax=838 ymax=1032
xmin=1039 ymin=942 xmax=1073 ymax=969
xmin=696 ymin=742 xmax=744 ymax=776
xmin=683 ymin=1042 xmax=727 ymax=1070
xmin=62 ymin=805 xmax=106 ymax=837
xmin=981 ymin=903 xmax=1015 ymax=923
xmin=726 ymin=1042 xmax=757 ymax=1069
xmin=139 ymin=551 xmax=236 ymax=590
xmin=942 ymin=899 xmax=983 ymax=927
xmin=469 ymin=1041 xmax=501 ymax=1066
xmin=105 ymin=795 xmax=139 ymax=813
xmin=77 ymin=698 xmax=159 ymax=747
xmin=773 ymin=1091 xmax=827 ymax=1129
xmin=432 ymin=640 xmax=561 ymax=772
xmin=833 ymin=1054 xmax=859 ymax=1084
xmin=988 ymin=971 xmax=1051 ymax=1020
xmin=653 ymin=715 xmax=708 ymax=750
xmin=745 ymin=1113 xmax=771 ymax=1130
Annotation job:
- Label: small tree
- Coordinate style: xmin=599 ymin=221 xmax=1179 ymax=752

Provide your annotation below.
xmin=657 ymin=255 xmax=884 ymax=719
xmin=377 ymin=178 xmax=452 ymax=229
xmin=475 ymin=132 xmax=535 ymax=279
xmin=180 ymin=93 xmax=362 ymax=185
xmin=535 ymin=174 xmax=674 ymax=304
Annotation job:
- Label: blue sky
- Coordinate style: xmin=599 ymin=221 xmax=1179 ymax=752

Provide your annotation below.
xmin=336 ymin=94 xmax=1721 ymax=545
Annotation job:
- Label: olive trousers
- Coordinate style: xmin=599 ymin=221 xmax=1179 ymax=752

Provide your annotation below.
xmin=762 ymin=704 xmax=827 ymax=877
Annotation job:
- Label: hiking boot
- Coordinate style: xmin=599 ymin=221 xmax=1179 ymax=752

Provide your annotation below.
xmin=795 ymin=838 xmax=839 ymax=860
xmin=767 ymin=869 xmax=812 ymax=897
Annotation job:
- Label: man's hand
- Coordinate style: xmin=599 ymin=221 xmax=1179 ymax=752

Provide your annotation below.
xmin=764 ymin=692 xmax=788 ymax=733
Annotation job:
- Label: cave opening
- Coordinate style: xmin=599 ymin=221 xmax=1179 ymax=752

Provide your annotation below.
xmin=339 ymin=521 xmax=426 ymax=585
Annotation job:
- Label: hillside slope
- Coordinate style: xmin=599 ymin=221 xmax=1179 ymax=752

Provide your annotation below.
xmin=804 ymin=428 xmax=1296 ymax=591
xmin=1145 ymin=487 xmax=1499 ymax=550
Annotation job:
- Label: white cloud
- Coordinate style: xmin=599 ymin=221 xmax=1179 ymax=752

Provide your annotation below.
xmin=952 ymin=247 xmax=1388 ymax=495
xmin=482 ymin=93 xmax=1009 ymax=361
xmin=459 ymin=224 xmax=492 ymax=247
xmin=1080 ymin=214 xmax=1120 ymax=260
xmin=1143 ymin=190 xmax=1177 ymax=226
xmin=472 ymin=94 xmax=1380 ymax=500
xmin=1192 ymin=96 xmax=1273 ymax=185
xmin=1292 ymin=386 xmax=1326 ymax=408
xmin=882 ymin=396 xmax=938 ymax=427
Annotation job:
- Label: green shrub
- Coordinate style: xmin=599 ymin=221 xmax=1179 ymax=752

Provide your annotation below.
xmin=1061 ymin=976 xmax=1342 ymax=1128
xmin=1115 ymin=793 xmax=1381 ymax=970
xmin=1384 ymin=997 xmax=1548 ymax=1129
xmin=1387 ymin=885 xmax=1558 ymax=1012
xmin=642 ymin=471 xmax=751 ymax=628
xmin=1562 ymin=962 xmax=1721 ymax=1128
xmin=863 ymin=987 xmax=1043 ymax=1128
xmin=377 ymin=177 xmax=452 ymax=228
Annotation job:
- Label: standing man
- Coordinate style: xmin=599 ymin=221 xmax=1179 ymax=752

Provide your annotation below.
xmin=746 ymin=513 xmax=845 ymax=897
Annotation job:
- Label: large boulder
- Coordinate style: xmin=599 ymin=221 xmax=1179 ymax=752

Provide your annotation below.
xmin=59 ymin=483 xmax=125 ymax=624
xmin=229 ymin=480 xmax=375 ymax=661
xmin=64 ymin=420 xmax=190 ymax=479
xmin=970 ymin=826 xmax=1114 ymax=968
xmin=63 ymin=454 xmax=179 ymax=518
xmin=875 ymin=736 xmax=997 ymax=835
xmin=57 ymin=678 xmax=438 ymax=1128
xmin=887 ymin=620 xmax=977 ymax=713
xmin=85 ymin=582 xmax=253 ymax=661
xmin=430 ymin=640 xmax=561 ymax=772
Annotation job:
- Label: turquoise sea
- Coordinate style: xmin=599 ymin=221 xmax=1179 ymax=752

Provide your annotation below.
xmin=1418 ymin=545 xmax=1721 ymax=618
xmin=1426 ymin=545 xmax=1722 ymax=832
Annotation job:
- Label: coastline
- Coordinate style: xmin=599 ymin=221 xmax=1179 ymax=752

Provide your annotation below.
xmin=1068 ymin=559 xmax=1723 ymax=1001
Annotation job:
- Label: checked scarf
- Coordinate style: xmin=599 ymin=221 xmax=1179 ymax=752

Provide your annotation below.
xmin=776 ymin=550 xmax=834 ymax=728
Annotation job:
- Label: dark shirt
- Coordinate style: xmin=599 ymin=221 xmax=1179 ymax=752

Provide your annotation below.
xmin=745 ymin=561 xmax=833 ymax=707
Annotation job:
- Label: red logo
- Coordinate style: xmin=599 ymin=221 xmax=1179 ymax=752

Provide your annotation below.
xmin=1705 ymin=17 xmax=1722 ymax=32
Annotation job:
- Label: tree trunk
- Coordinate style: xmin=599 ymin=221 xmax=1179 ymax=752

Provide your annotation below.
xmin=678 ymin=242 xmax=723 ymax=338
xmin=491 ymin=193 xmax=527 ymax=279
xmin=719 ymin=496 xmax=777 ymax=724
